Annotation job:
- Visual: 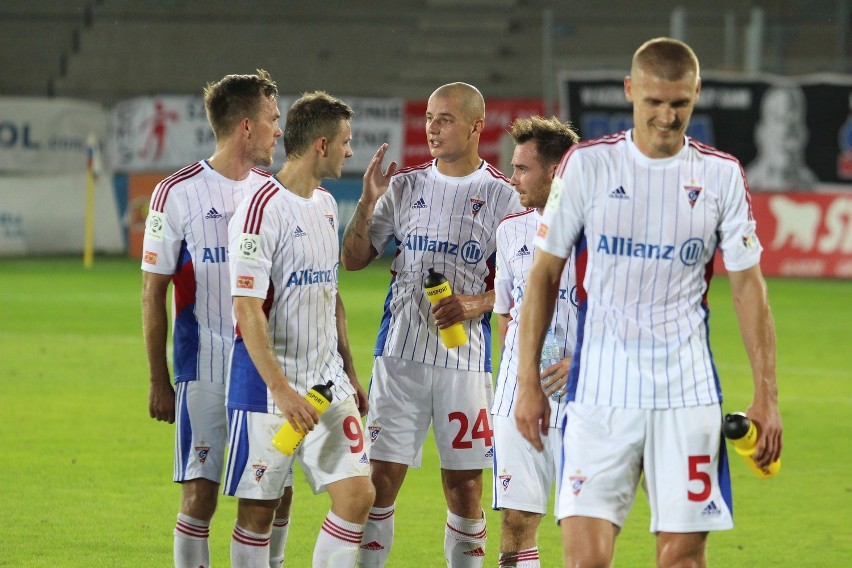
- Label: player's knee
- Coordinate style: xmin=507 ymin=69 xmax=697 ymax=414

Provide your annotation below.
xmin=332 ymin=477 xmax=376 ymax=523
xmin=180 ymin=478 xmax=219 ymax=520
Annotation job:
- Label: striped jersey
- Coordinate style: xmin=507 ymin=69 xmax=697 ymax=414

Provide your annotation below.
xmin=536 ymin=130 xmax=762 ymax=409
xmin=491 ymin=209 xmax=578 ymax=427
xmin=140 ymin=160 xmax=270 ymax=384
xmin=369 ymin=159 xmax=522 ymax=371
xmin=227 ymin=176 xmax=355 ymax=413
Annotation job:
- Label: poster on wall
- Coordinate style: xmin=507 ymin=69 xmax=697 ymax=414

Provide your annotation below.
xmin=0 ymin=97 xmax=108 ymax=174
xmin=558 ymin=71 xmax=852 ymax=192
xmin=108 ymin=95 xmax=403 ymax=174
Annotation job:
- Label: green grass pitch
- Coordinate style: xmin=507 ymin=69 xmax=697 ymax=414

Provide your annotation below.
xmin=1 ymin=256 xmax=850 ymax=566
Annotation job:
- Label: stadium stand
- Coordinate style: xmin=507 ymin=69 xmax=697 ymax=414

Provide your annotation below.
xmin=1 ymin=0 xmax=848 ymax=103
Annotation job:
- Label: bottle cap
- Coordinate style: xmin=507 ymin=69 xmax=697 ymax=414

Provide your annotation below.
xmin=721 ymin=412 xmax=750 ymax=440
xmin=424 ymin=268 xmax=446 ymax=288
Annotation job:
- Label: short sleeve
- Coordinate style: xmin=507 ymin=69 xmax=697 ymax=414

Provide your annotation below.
xmin=140 ymin=183 xmax=184 ymax=274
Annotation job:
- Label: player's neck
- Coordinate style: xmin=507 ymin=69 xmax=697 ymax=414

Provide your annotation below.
xmin=436 ymin=154 xmax=482 ymax=178
xmin=207 ymin=148 xmax=253 ymax=182
xmin=275 ymin=160 xmax=320 ymax=198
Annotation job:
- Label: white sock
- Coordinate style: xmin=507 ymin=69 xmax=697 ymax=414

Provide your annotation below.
xmin=269 ymin=517 xmax=290 ymax=568
xmin=498 ymin=547 xmax=540 ymax=567
xmin=357 ymin=504 xmax=395 ymax=567
xmin=313 ymin=510 xmax=364 ymax=568
xmin=444 ymin=510 xmax=487 ymax=568
xmin=231 ymin=523 xmax=270 ymax=568
xmin=174 ymin=513 xmax=210 ymax=568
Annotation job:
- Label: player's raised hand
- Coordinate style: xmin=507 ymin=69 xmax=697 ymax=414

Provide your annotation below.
xmin=362 ymin=143 xmax=397 ymax=204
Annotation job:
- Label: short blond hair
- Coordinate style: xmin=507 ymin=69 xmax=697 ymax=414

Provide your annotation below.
xmin=631 ymin=37 xmax=700 ymax=82
xmin=430 ymin=82 xmax=485 ymax=122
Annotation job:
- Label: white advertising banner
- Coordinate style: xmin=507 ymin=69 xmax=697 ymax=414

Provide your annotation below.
xmin=0 ymin=97 xmax=108 ymax=174
xmin=0 ymin=173 xmax=123 ymax=255
xmin=109 ymin=95 xmax=403 ymax=174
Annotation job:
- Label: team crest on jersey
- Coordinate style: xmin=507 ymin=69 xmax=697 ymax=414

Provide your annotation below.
xmin=195 ymin=442 xmax=210 ymax=464
xmin=143 ymin=250 xmax=158 ymax=265
xmin=368 ymin=426 xmax=382 ymax=443
xmin=145 ymin=211 xmax=166 ymax=242
xmin=470 ymin=197 xmax=485 ymax=217
xmin=253 ymin=459 xmax=268 ymax=483
xmin=325 ymin=213 xmax=335 ymax=229
xmin=499 ymin=469 xmax=512 ymax=492
xmin=238 ymin=233 xmax=260 ymax=264
xmin=569 ymin=470 xmax=587 ymax=496
xmin=684 ymin=183 xmax=703 ymax=207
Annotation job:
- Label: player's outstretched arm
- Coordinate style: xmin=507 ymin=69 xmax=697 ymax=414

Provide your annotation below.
xmin=141 ymin=271 xmax=175 ymax=424
xmin=233 ymin=295 xmax=318 ymax=433
xmin=341 ymin=144 xmax=396 ymax=271
xmin=514 ymin=250 xmax=566 ymax=450
xmin=335 ymin=293 xmax=367 ymax=416
xmin=728 ymin=264 xmax=783 ymax=467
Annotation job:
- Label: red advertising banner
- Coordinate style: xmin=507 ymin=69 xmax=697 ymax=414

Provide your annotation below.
xmin=715 ymin=192 xmax=852 ymax=278
xmin=402 ymin=98 xmax=545 ymax=170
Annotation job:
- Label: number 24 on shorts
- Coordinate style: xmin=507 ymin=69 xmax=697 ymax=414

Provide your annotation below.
xmin=449 ymin=409 xmax=493 ymax=449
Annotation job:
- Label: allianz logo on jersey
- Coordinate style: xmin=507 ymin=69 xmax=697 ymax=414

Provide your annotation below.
xmin=514 ymin=284 xmax=578 ymax=307
xmin=201 ymin=246 xmax=228 ymax=263
xmin=403 ymin=233 xmax=485 ymax=265
xmin=596 ymin=234 xmax=705 ymax=266
xmin=285 ymin=262 xmax=340 ymax=287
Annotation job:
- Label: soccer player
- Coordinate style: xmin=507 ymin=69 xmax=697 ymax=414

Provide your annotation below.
xmin=140 ymin=70 xmax=295 ymax=568
xmin=514 ymin=37 xmax=783 ymax=567
xmin=224 ymin=91 xmax=374 ymax=568
xmin=341 ymin=82 xmax=523 ymax=567
xmin=491 ymin=116 xmax=579 ymax=567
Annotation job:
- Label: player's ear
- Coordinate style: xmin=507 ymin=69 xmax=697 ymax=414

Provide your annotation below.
xmin=239 ymin=116 xmax=252 ymax=138
xmin=624 ymin=75 xmax=633 ymax=102
xmin=548 ymin=163 xmax=558 ymax=180
xmin=315 ymin=136 xmax=329 ymax=157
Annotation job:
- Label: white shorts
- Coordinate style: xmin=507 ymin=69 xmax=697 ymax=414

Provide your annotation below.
xmin=491 ymin=414 xmax=562 ymax=515
xmin=223 ymin=396 xmax=369 ymax=500
xmin=174 ymin=381 xmax=228 ymax=483
xmin=556 ymin=403 xmax=733 ymax=533
xmin=366 ymin=356 xmax=494 ymax=470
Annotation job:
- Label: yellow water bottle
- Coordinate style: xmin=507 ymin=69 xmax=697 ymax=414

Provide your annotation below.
xmin=423 ymin=268 xmax=468 ymax=349
xmin=271 ymin=381 xmax=334 ymax=456
xmin=722 ymin=412 xmax=780 ymax=478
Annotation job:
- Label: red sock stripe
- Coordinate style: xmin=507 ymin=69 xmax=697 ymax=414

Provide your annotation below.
xmin=232 ymin=526 xmax=270 ymax=547
xmin=175 ymin=519 xmax=209 ymax=538
xmin=368 ymin=510 xmax=394 ymax=521
xmin=498 ymin=549 xmax=539 ymax=566
xmin=446 ymin=523 xmax=487 ymax=539
xmin=321 ymin=518 xmax=364 ymax=545
xmin=273 ymin=518 xmax=290 ymax=528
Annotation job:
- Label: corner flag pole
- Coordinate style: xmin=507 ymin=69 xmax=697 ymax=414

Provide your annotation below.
xmin=83 ymin=134 xmax=97 ymax=269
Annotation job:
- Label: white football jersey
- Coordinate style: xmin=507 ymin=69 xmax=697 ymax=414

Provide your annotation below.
xmin=227 ymin=177 xmax=355 ymax=413
xmin=536 ymin=131 xmax=762 ymax=409
xmin=491 ymin=209 xmax=578 ymax=427
xmin=369 ymin=159 xmax=523 ymax=372
xmin=141 ymin=160 xmax=270 ymax=384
